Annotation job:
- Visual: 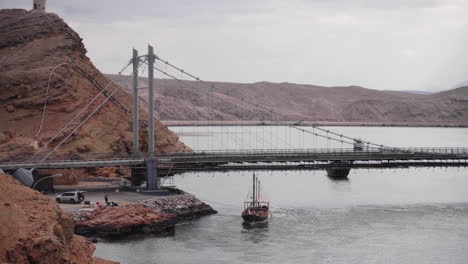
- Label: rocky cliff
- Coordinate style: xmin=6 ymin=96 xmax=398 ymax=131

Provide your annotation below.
xmin=108 ymin=75 xmax=468 ymax=126
xmin=0 ymin=173 xmax=118 ymax=264
xmin=0 ymin=9 xmax=190 ymax=163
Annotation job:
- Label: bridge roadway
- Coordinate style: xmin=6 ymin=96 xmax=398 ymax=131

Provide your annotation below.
xmin=1 ymin=148 xmax=468 ymax=172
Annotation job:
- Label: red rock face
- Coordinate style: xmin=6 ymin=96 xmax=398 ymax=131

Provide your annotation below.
xmin=0 ymin=173 xmax=118 ymax=264
xmin=0 ymin=9 xmax=190 ymax=163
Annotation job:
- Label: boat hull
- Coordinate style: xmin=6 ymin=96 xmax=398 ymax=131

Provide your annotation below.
xmin=242 ymin=207 xmax=269 ymax=223
xmin=241 ymin=214 xmax=268 ymax=223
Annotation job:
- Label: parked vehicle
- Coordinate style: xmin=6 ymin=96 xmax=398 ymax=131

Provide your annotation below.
xmin=56 ymin=191 xmax=86 ymax=204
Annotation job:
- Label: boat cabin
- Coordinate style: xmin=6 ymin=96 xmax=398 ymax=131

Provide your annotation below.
xmin=244 ymin=200 xmax=269 ymax=211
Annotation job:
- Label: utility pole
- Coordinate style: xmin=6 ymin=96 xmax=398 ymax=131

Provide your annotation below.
xmin=145 ymin=44 xmax=158 ymax=190
xmin=132 ymin=48 xmax=139 ymax=156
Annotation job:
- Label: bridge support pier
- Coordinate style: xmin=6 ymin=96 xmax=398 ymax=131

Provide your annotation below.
xmin=145 ymin=157 xmax=158 ymax=190
xmin=326 ymin=168 xmax=351 ymax=180
xmin=326 ymin=161 xmax=351 ymax=180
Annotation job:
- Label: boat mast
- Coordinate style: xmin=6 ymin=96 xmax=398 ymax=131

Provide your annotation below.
xmin=252 ymin=173 xmax=256 ymax=206
xmin=258 ymin=180 xmax=261 ymax=205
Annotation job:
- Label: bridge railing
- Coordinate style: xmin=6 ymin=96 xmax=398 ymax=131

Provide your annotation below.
xmin=187 ymin=147 xmax=468 ymax=156
xmin=0 ymin=152 xmax=136 ymax=165
xmin=2 ymin=147 xmax=468 ymax=166
xmin=386 ymin=147 xmax=468 ymax=155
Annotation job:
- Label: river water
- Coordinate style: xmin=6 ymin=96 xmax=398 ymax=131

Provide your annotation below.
xmin=95 ymin=126 xmax=468 ymax=264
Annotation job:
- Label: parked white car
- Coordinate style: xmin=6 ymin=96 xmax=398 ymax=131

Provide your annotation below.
xmin=56 ymin=191 xmax=86 ymax=204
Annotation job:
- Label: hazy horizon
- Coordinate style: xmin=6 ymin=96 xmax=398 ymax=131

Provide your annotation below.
xmin=2 ymin=0 xmax=468 ymax=92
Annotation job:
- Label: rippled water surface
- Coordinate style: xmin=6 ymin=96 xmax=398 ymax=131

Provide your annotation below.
xmin=95 ymin=126 xmax=468 ymax=264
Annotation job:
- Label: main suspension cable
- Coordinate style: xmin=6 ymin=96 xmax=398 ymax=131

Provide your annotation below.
xmin=34 ymin=62 xmax=69 ymax=142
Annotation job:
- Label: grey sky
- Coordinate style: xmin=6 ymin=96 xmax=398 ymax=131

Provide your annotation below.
xmin=2 ymin=0 xmax=468 ymax=91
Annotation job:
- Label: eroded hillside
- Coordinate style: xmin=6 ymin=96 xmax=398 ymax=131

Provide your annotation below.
xmin=0 ymin=9 xmax=190 ymax=162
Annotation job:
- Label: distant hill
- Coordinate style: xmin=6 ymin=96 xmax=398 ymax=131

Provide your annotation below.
xmin=106 ymin=75 xmax=468 ymax=127
xmin=454 ymin=81 xmax=468 ymax=89
xmin=384 ymin=90 xmax=433 ymax=95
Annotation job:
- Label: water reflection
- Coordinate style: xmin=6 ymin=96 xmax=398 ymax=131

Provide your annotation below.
xmin=241 ymin=221 xmax=269 ymax=244
xmin=327 ymin=176 xmax=350 ymax=182
xmin=328 ymin=177 xmax=351 ymax=193
xmin=241 ymin=221 xmax=269 ymax=230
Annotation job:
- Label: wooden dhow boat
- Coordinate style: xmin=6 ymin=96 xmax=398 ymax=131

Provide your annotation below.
xmin=241 ymin=173 xmax=269 ymax=223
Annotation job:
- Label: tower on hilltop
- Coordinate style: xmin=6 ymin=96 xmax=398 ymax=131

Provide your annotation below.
xmin=33 ymin=0 xmax=46 ymax=12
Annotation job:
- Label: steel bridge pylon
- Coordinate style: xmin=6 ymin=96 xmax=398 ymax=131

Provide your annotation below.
xmin=131 ymin=45 xmax=158 ymax=190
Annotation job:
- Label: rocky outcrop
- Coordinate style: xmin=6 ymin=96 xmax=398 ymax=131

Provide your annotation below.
xmin=74 ymin=205 xmax=176 ymax=239
xmin=0 ymin=9 xmax=190 ymax=163
xmin=73 ymin=193 xmax=216 ymax=239
xmin=140 ymin=193 xmax=217 ymax=221
xmin=0 ymin=173 xmax=118 ymax=264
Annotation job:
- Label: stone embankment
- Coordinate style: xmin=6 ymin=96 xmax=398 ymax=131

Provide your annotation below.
xmin=73 ymin=192 xmax=217 ymax=239
xmin=140 ymin=193 xmax=217 ymax=221
xmin=0 ymin=173 xmax=118 ymax=264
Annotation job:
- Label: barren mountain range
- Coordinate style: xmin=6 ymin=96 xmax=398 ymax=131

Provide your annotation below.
xmin=108 ymin=74 xmax=468 ymax=126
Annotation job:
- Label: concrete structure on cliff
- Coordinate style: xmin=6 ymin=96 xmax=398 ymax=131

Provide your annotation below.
xmin=33 ymin=0 xmax=46 ymax=12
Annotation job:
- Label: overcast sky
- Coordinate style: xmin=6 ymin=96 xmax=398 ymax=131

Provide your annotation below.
xmin=2 ymin=0 xmax=468 ymax=91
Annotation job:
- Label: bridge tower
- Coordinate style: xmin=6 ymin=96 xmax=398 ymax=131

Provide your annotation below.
xmin=145 ymin=45 xmax=158 ymax=190
xmin=132 ymin=48 xmax=140 ymax=157
xmin=131 ymin=48 xmax=144 ymax=187
xmin=131 ymin=45 xmax=158 ymax=190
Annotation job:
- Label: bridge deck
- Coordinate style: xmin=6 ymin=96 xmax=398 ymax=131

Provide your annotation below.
xmin=1 ymin=148 xmax=468 ymax=171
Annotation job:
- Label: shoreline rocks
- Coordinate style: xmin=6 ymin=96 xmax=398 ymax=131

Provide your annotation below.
xmin=74 ymin=205 xmax=176 ymax=239
xmin=73 ymin=192 xmax=217 ymax=240
xmin=140 ymin=193 xmax=218 ymax=221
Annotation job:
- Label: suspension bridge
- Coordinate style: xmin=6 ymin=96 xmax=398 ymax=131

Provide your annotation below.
xmin=2 ymin=45 xmax=468 ymax=189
